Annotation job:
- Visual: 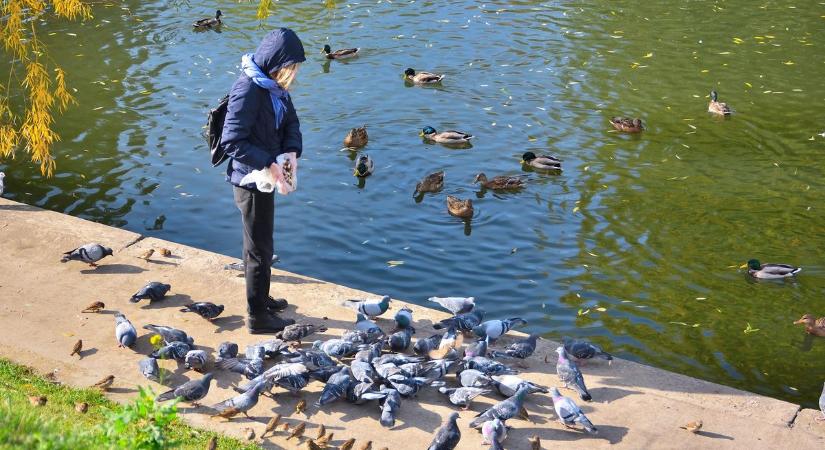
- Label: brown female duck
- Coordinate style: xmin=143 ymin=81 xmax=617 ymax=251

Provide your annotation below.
xmin=474 ymin=173 xmax=525 ymax=190
xmin=610 ymin=117 xmax=644 ymax=133
xmin=344 ymin=125 xmax=368 ymax=148
xmin=414 ymin=171 xmax=444 ymax=196
xmin=447 ymin=195 xmax=473 ymax=218
xmin=794 ymin=314 xmax=825 ymax=337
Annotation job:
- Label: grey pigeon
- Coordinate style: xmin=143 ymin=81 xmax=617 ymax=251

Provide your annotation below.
xmin=276 ymin=323 xmax=328 ymax=342
xmin=217 ymin=341 xmax=238 ymax=359
xmin=237 ymin=363 xmax=309 ymax=394
xmin=472 ymin=318 xmax=527 ymax=341
xmin=491 ymin=374 xmax=548 ymax=397
xmin=374 ymin=353 xmax=424 ymax=366
xmin=143 ymin=324 xmax=193 ymax=345
xmin=463 ymin=356 xmax=518 ymax=376
xmin=287 ymin=348 xmax=337 ymax=369
xmin=152 ymin=341 xmax=190 ymax=360
xmin=317 ymin=366 xmax=354 ymax=406
xmin=550 ymin=387 xmax=597 ymax=433
xmin=386 ymin=372 xmax=439 ymax=397
xmin=0 ymin=172 xmax=4 ymax=196
xmin=114 ymin=313 xmax=136 ymax=348
xmin=308 ymin=365 xmax=343 ymax=383
xmin=180 ymin=302 xmax=224 ymax=320
xmin=346 ymin=381 xmax=387 ymax=404
xmin=380 ymin=387 xmax=401 ymax=428
xmin=394 ymin=307 xmax=414 ymax=328
xmin=490 ymin=334 xmax=540 ymax=359
xmin=481 ymin=418 xmax=507 ymax=447
xmin=389 ymin=326 xmax=415 ymax=352
xmin=216 ymin=357 xmax=264 ymax=380
xmin=214 ymin=381 xmax=267 ymax=417
xmin=428 ymin=412 xmax=461 ymax=450
xmin=355 ymin=313 xmax=384 ymax=335
xmin=341 ymin=328 xmax=385 ymax=345
xmin=433 ymin=309 xmax=484 ymax=331
xmin=245 ymin=345 xmax=266 ymax=360
xmin=354 ymin=341 xmax=384 ymax=363
xmin=184 ymin=349 xmax=208 ymax=371
xmin=342 ymin=295 xmax=391 ymax=318
xmin=61 ymin=243 xmax=113 ymax=267
xmin=563 ymin=338 xmax=613 ymax=363
xmin=256 ymin=338 xmax=292 ymax=358
xmin=556 ymin=346 xmax=591 ymax=401
xmin=459 ymin=369 xmax=495 ymax=388
xmin=413 ymin=333 xmax=443 ymax=356
xmin=418 ymin=358 xmax=459 ymax=381
xmin=312 ymin=339 xmax=358 ymax=358
xmin=131 ymin=282 xmax=171 ymax=303
xmin=156 ymin=372 xmax=213 ymax=404
xmin=351 ymin=359 xmax=376 ymax=384
xmin=465 ymin=337 xmax=489 ymax=358
xmin=428 ymin=296 xmax=475 ymax=315
xmin=438 ymin=386 xmax=490 ymax=409
xmin=469 ymin=384 xmax=530 ymax=428
xmin=139 ymin=357 xmax=160 ymax=381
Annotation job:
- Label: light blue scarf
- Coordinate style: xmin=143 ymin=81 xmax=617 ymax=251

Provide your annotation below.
xmin=241 ymin=53 xmax=288 ymax=130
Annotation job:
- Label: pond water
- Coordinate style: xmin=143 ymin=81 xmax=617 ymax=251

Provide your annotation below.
xmin=2 ymin=0 xmax=825 ymax=407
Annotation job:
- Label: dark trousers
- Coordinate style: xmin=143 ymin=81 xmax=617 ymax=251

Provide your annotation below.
xmin=233 ymin=186 xmax=274 ymax=315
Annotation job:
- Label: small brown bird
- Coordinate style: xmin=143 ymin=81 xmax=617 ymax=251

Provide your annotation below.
xmin=243 ymin=427 xmax=255 ymax=441
xmin=70 ymin=339 xmax=83 ymax=357
xmin=304 ymin=439 xmax=323 ymax=450
xmin=75 ymin=402 xmax=89 ymax=413
xmin=316 ymin=432 xmax=334 ymax=448
xmin=356 ymin=441 xmax=372 ymax=450
xmin=159 ymin=248 xmax=172 ymax=257
xmin=413 ymin=170 xmax=444 ymax=197
xmin=339 ymin=438 xmax=355 ymax=450
xmin=205 ymin=436 xmax=217 ymax=450
xmin=92 ymin=375 xmax=115 ymax=391
xmin=609 ymin=117 xmax=644 ymax=133
xmin=296 ymin=398 xmax=307 ymax=415
xmin=287 ymin=422 xmax=306 ymax=440
xmin=262 ymin=413 xmax=282 ymax=437
xmin=473 ymin=172 xmax=526 ymax=190
xmin=29 ymin=395 xmax=47 ymax=406
xmin=680 ymin=420 xmax=703 ymax=433
xmin=344 ymin=125 xmax=368 ymax=149
xmin=281 ymin=423 xmax=291 ymax=432
xmin=211 ymin=407 xmax=242 ymax=421
xmin=315 ymin=424 xmax=326 ymax=439
xmin=81 ymin=301 xmax=105 ymax=313
xmin=137 ymin=249 xmax=155 ymax=260
xmin=446 ymin=195 xmax=473 ymax=219
xmin=529 ymin=434 xmax=541 ymax=450
xmin=794 ymin=314 xmax=825 ymax=337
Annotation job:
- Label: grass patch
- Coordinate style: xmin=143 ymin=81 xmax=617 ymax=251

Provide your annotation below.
xmin=0 ymin=358 xmax=260 ymax=449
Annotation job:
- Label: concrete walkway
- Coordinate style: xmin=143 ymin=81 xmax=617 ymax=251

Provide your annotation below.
xmin=0 ymin=197 xmax=822 ymax=449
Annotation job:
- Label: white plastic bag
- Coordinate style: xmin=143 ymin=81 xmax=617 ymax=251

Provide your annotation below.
xmin=239 ymin=157 xmax=296 ymax=195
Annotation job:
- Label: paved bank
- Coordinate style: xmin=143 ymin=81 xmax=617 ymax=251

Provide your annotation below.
xmin=0 ymin=197 xmax=822 ymax=449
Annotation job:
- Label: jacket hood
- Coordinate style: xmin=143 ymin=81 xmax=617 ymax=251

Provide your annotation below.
xmin=252 ymin=28 xmax=306 ymax=74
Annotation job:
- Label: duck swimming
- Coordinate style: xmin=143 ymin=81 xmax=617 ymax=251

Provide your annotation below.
xmin=414 ymin=171 xmax=444 ymax=197
xmin=193 ymin=10 xmax=222 ymax=29
xmin=793 ymin=314 xmax=825 ymax=337
xmin=404 ymin=68 xmax=444 ymax=84
xmin=420 ymin=126 xmax=473 ymax=145
xmin=323 ymin=44 xmax=360 ymax=60
xmin=344 ymin=125 xmax=368 ymax=149
xmin=473 ymin=173 xmax=525 ymax=190
xmin=521 ymin=152 xmax=562 ymax=171
xmin=353 ymin=154 xmax=374 ymax=178
xmin=708 ymin=90 xmax=732 ymax=116
xmin=610 ymin=117 xmax=644 ymax=133
xmin=447 ymin=196 xmax=473 ymax=219
xmin=747 ymin=259 xmax=800 ymax=279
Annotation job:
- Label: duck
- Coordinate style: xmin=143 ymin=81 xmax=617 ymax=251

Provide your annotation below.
xmin=521 ymin=152 xmax=562 ymax=171
xmin=353 ymin=154 xmax=374 ymax=177
xmin=344 ymin=125 xmax=368 ymax=149
xmin=323 ymin=45 xmax=359 ymax=60
xmin=447 ymin=195 xmax=473 ymax=219
xmin=708 ymin=90 xmax=732 ymax=116
xmin=193 ymin=10 xmax=222 ymax=29
xmin=420 ymin=126 xmax=473 ymax=145
xmin=474 ymin=173 xmax=525 ymax=190
xmin=610 ymin=117 xmax=644 ymax=133
xmin=414 ymin=171 xmax=444 ymax=197
xmin=793 ymin=314 xmax=825 ymax=337
xmin=747 ymin=259 xmax=801 ymax=279
xmin=404 ymin=68 xmax=444 ymax=84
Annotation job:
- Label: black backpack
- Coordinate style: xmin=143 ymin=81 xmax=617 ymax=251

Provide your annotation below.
xmin=206 ymin=94 xmax=230 ymax=167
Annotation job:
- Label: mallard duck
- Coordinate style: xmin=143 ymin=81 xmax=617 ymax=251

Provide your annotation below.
xmin=793 ymin=314 xmax=825 ymax=337
xmin=323 ymin=44 xmax=359 ymax=60
xmin=414 ymin=171 xmax=444 ymax=196
xmin=193 ymin=10 xmax=222 ymax=29
xmin=353 ymin=154 xmax=374 ymax=177
xmin=708 ymin=90 xmax=732 ymax=116
xmin=420 ymin=126 xmax=473 ymax=145
xmin=521 ymin=152 xmax=561 ymax=170
xmin=404 ymin=68 xmax=444 ymax=84
xmin=474 ymin=173 xmax=525 ymax=190
xmin=446 ymin=195 xmax=473 ymax=218
xmin=344 ymin=125 xmax=368 ymax=148
xmin=610 ymin=117 xmax=644 ymax=133
xmin=747 ymin=259 xmax=800 ymax=279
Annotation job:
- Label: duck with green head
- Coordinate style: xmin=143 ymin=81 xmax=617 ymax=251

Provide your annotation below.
xmin=193 ymin=10 xmax=222 ymax=29
xmin=421 ymin=126 xmax=473 ymax=145
xmin=353 ymin=154 xmax=374 ymax=177
xmin=404 ymin=68 xmax=444 ymax=84
xmin=708 ymin=90 xmax=732 ymax=115
xmin=746 ymin=259 xmax=800 ymax=279
xmin=521 ymin=152 xmax=561 ymax=171
xmin=323 ymin=44 xmax=359 ymax=59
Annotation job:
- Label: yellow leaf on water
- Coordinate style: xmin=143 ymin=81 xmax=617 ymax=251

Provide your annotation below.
xmin=387 ymin=260 xmax=404 ymax=266
xmin=643 ymin=52 xmax=653 ymax=58
xmin=739 ymin=263 xmax=748 ymax=269
xmin=595 ymin=307 xmax=607 ymax=312
xmin=572 ymin=206 xmax=580 ymax=213
xmin=744 ymin=82 xmax=752 ymax=88
xmin=700 ymin=69 xmax=709 ymax=73
xmin=732 ymin=37 xmax=744 ymax=44
xmin=782 ymin=60 xmax=794 ymax=65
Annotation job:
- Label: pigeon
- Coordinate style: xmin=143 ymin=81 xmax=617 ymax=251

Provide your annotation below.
xmin=389 ymin=326 xmax=415 ymax=352
xmin=549 ymin=387 xmax=597 ymax=433
xmin=308 ymin=365 xmax=343 ymax=383
xmin=428 ymin=296 xmax=475 ymax=315
xmin=351 ymin=359 xmax=376 ymax=384
xmin=465 ymin=337 xmax=489 ymax=358
xmin=563 ymin=338 xmax=613 ymax=364
xmin=459 ymin=369 xmax=495 ymax=388
xmin=355 ymin=313 xmax=384 ymax=334
xmin=257 ymin=338 xmax=293 ymax=358
xmin=81 ymin=301 xmax=105 ymax=313
xmin=277 ymin=323 xmax=328 ymax=342
xmin=481 ymin=418 xmax=507 ymax=446
xmin=418 ymin=358 xmax=459 ymax=381
xmin=342 ymin=295 xmax=391 ymax=318
xmin=184 ymin=350 xmax=208 ymax=371
xmin=130 ymin=282 xmax=171 ymax=303
xmin=428 ymin=412 xmax=461 ymax=450
xmin=288 ymin=348 xmax=338 ymax=370
xmin=214 ymin=381 xmax=267 ymax=417
xmin=469 ymin=384 xmax=530 ymax=428
xmin=386 ymin=372 xmax=439 ymax=398
xmin=216 ymin=357 xmax=264 ymax=380
xmin=114 ymin=313 xmax=137 ymax=348
xmin=179 ymin=302 xmax=224 ymax=320
xmin=313 ymin=339 xmax=358 ymax=358
xmin=143 ymin=324 xmax=193 ymax=345
xmin=556 ymin=346 xmax=591 ymax=401
xmin=818 ymin=381 xmax=825 ymax=422
xmin=237 ymin=363 xmax=309 ymax=394
xmin=463 ymin=356 xmax=518 ymax=376
xmin=374 ymin=353 xmax=424 ymax=366
xmin=491 ymin=375 xmax=549 ymax=397
xmin=347 ymin=381 xmax=387 ymax=404
xmin=379 ymin=387 xmax=401 ymax=428
xmin=152 ymin=341 xmax=191 ymax=361
xmin=61 ymin=243 xmax=113 ymax=267
xmin=342 ymin=328 xmax=384 ymax=346
xmin=157 ymin=373 xmax=214 ymax=404
xmin=394 ymin=307 xmax=413 ymax=329
xmin=438 ymin=386 xmax=490 ymax=409
xmin=354 ymin=341 xmax=385 ymax=363
xmin=217 ymin=341 xmax=239 ymax=359
xmin=490 ymin=334 xmax=540 ymax=359
xmin=413 ymin=333 xmax=443 ymax=356
xmin=472 ymin=318 xmax=527 ymax=341
xmin=747 ymin=259 xmax=801 ymax=279
xmin=433 ymin=309 xmax=484 ymax=331
xmin=246 ymin=345 xmax=267 ymax=360
xmin=317 ymin=366 xmax=354 ymax=406
xmin=139 ymin=357 xmax=160 ymax=381
xmin=429 ymin=327 xmax=464 ymax=360
xmin=0 ymin=172 xmax=4 ymax=196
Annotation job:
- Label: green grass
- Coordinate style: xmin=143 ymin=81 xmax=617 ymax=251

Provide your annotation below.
xmin=0 ymin=358 xmax=260 ymax=450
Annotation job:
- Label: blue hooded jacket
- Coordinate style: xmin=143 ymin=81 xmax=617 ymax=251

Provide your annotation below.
xmin=221 ymin=28 xmax=306 ymax=188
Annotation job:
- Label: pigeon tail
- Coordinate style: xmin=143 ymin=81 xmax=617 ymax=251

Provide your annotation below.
xmin=156 ymin=390 xmax=177 ymax=402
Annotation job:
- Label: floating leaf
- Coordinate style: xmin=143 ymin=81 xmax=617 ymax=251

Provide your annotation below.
xmin=643 ymin=52 xmax=653 ymax=58
xmin=732 ymin=37 xmax=744 ymax=44
xmin=387 ymin=260 xmax=404 ymax=267
xmin=595 ymin=307 xmax=607 ymax=312
xmin=782 ymin=60 xmax=794 ymax=65
xmin=572 ymin=206 xmax=580 ymax=213
xmin=744 ymin=82 xmax=752 ymax=88
xmin=744 ymin=322 xmax=760 ymax=334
